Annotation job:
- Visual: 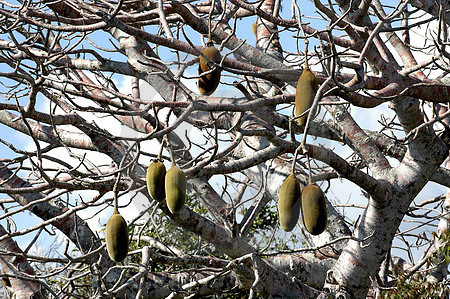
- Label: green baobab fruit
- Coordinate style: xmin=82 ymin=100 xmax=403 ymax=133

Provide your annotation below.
xmin=198 ymin=42 xmax=222 ymax=96
xmin=146 ymin=160 xmax=166 ymax=201
xmin=278 ymin=173 xmax=301 ymax=232
xmin=105 ymin=209 xmax=129 ymax=262
xmin=301 ymin=184 xmax=327 ymax=235
xmin=295 ymin=64 xmax=318 ymax=128
xmin=165 ymin=164 xmax=187 ymax=214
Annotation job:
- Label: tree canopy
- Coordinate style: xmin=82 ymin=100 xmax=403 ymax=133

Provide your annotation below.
xmin=0 ymin=0 xmax=449 ymax=297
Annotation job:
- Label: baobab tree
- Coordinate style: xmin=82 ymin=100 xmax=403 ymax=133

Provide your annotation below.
xmin=0 ymin=0 xmax=448 ymax=297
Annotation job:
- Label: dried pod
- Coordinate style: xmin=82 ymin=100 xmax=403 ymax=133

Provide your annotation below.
xmin=2 ymin=269 xmax=10 ymax=288
xmin=278 ymin=173 xmax=301 ymax=232
xmin=301 ymin=184 xmax=327 ymax=235
xmin=295 ymin=64 xmax=318 ymax=128
xmin=146 ymin=160 xmax=166 ymax=201
xmin=165 ymin=164 xmax=187 ymax=214
xmin=105 ymin=209 xmax=129 ymax=262
xmin=198 ymin=42 xmax=222 ymax=96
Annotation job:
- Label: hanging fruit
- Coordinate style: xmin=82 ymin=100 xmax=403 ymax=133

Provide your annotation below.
xmin=105 ymin=209 xmax=129 ymax=262
xmin=198 ymin=42 xmax=222 ymax=96
xmin=146 ymin=159 xmax=166 ymax=201
xmin=295 ymin=63 xmax=318 ymax=128
xmin=301 ymin=184 xmax=327 ymax=235
xmin=165 ymin=162 xmax=187 ymax=214
xmin=278 ymin=173 xmax=301 ymax=232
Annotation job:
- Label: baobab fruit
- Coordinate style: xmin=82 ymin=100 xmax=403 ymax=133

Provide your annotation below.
xmin=146 ymin=159 xmax=166 ymax=201
xmin=295 ymin=64 xmax=318 ymax=128
xmin=278 ymin=173 xmax=301 ymax=232
xmin=165 ymin=164 xmax=187 ymax=214
xmin=105 ymin=209 xmax=129 ymax=262
xmin=301 ymin=184 xmax=327 ymax=235
xmin=198 ymin=42 xmax=222 ymax=96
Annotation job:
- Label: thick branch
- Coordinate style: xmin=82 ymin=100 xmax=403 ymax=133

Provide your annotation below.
xmin=0 ymin=225 xmax=43 ymax=298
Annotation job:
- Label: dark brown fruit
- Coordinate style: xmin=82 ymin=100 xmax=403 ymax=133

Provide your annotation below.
xmin=295 ymin=65 xmax=318 ymax=128
xmin=301 ymin=184 xmax=327 ymax=235
xmin=146 ymin=160 xmax=166 ymax=201
xmin=278 ymin=174 xmax=301 ymax=232
xmin=105 ymin=209 xmax=129 ymax=262
xmin=165 ymin=165 xmax=187 ymax=214
xmin=198 ymin=43 xmax=222 ymax=96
